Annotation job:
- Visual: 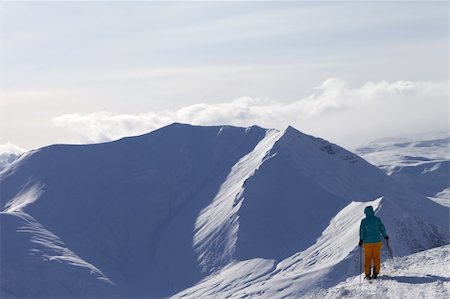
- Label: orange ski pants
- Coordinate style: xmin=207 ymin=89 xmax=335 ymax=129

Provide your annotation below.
xmin=364 ymin=242 xmax=382 ymax=276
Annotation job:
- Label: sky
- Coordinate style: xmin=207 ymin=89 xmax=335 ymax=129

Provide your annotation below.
xmin=0 ymin=1 xmax=448 ymax=151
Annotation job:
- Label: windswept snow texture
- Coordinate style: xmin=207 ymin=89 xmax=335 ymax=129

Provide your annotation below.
xmin=1 ymin=212 xmax=118 ymax=298
xmin=1 ymin=123 xmax=448 ymax=298
xmin=356 ymin=135 xmax=450 ymax=203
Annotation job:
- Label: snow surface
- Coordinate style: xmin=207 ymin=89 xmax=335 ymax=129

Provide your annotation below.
xmin=1 ymin=123 xmax=448 ymax=298
xmin=356 ymin=135 xmax=449 ymax=199
xmin=174 ymin=198 xmax=383 ymax=298
xmin=193 ymin=129 xmax=284 ymax=273
xmin=315 ymin=244 xmax=450 ymax=299
xmin=429 ymin=190 xmax=450 ymax=208
xmin=1 ymin=211 xmax=118 ymax=298
xmin=0 ymin=143 xmax=27 ymax=173
xmin=0 ymin=153 xmax=19 ymax=174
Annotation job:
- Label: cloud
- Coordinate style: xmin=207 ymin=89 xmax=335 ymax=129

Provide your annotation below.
xmin=53 ymin=78 xmax=448 ymax=147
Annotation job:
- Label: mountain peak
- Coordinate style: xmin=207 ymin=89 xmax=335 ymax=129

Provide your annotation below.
xmin=279 ymin=125 xmax=344 ymax=156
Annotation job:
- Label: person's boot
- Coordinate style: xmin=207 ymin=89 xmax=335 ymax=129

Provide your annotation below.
xmin=371 ymin=266 xmax=378 ymax=279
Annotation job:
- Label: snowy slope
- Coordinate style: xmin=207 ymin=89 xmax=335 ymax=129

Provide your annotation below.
xmin=0 ymin=153 xmax=18 ymax=173
xmin=173 ymin=198 xmax=383 ymax=298
xmin=356 ymin=135 xmax=449 ymax=202
xmin=1 ymin=123 xmax=448 ymax=298
xmin=173 ymin=196 xmax=448 ymax=299
xmin=1 ymin=211 xmax=118 ymax=298
xmin=0 ymin=143 xmax=26 ymax=173
xmin=315 ymin=244 xmax=450 ymax=299
xmin=1 ymin=124 xmax=269 ymax=298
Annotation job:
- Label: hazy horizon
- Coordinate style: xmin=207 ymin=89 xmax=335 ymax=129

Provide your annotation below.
xmin=1 ymin=1 xmax=448 ymax=150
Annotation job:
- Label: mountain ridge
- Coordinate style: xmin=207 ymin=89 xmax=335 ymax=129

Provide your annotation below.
xmin=1 ymin=123 xmax=448 ymax=298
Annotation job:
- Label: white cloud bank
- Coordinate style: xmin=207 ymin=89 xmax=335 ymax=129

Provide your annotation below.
xmin=53 ymin=78 xmax=448 ymax=148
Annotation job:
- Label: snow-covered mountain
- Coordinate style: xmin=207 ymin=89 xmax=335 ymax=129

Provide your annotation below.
xmin=1 ymin=123 xmax=448 ymax=298
xmin=0 ymin=153 xmax=18 ymax=173
xmin=356 ymin=134 xmax=450 ymax=207
xmin=0 ymin=143 xmax=26 ymax=173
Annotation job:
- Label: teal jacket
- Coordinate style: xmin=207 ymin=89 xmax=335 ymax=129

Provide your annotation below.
xmin=359 ymin=206 xmax=388 ymax=244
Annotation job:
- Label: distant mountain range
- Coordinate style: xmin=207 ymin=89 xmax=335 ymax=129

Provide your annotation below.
xmin=356 ymin=134 xmax=449 ymax=206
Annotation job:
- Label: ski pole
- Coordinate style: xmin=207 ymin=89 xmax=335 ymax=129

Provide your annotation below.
xmin=384 ymin=239 xmax=395 ymax=268
xmin=359 ymin=245 xmax=362 ymax=284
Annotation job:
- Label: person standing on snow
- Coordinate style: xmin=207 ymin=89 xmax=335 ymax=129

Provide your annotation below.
xmin=358 ymin=206 xmax=389 ymax=280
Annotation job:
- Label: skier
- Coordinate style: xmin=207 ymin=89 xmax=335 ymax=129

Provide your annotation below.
xmin=358 ymin=206 xmax=389 ymax=280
